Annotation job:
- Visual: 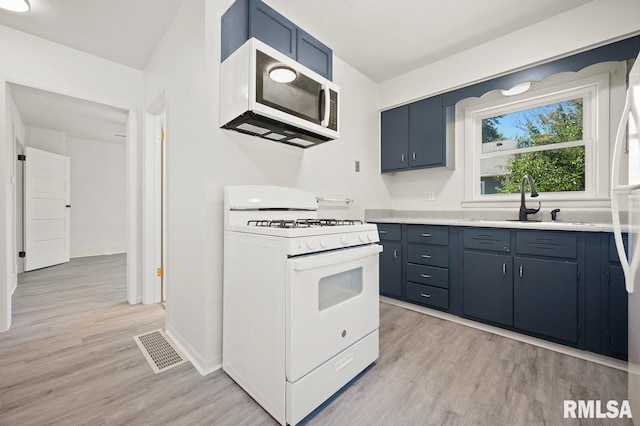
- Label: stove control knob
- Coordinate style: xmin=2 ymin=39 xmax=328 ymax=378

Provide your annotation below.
xmin=320 ymin=237 xmax=329 ymax=248
xmin=368 ymin=231 xmax=377 ymax=242
xmin=340 ymin=235 xmax=349 ymax=245
xmin=307 ymin=239 xmax=316 ymax=250
xmin=359 ymin=233 xmax=367 ymax=243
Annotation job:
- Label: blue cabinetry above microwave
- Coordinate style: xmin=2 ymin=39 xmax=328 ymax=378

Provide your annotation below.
xmin=221 ymin=0 xmax=333 ymax=81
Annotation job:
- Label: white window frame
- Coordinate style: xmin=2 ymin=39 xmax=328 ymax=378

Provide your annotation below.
xmin=460 ymin=62 xmax=625 ymax=208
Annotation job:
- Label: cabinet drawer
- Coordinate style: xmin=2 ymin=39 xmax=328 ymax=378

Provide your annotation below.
xmin=515 ymin=231 xmax=577 ymax=259
xmin=463 ymin=228 xmax=510 ymax=252
xmin=406 ymin=282 xmax=448 ymax=310
xmin=406 ymin=264 xmax=448 ymax=289
xmin=407 ymin=244 xmax=448 ymax=267
xmin=406 ymin=225 xmax=448 ymax=245
xmin=376 ymin=223 xmax=401 ymax=242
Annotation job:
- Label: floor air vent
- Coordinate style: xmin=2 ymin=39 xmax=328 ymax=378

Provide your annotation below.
xmin=134 ymin=329 xmax=187 ymax=374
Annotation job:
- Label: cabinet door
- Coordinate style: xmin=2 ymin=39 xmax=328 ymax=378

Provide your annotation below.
xmin=608 ymin=265 xmax=628 ymax=357
xmin=380 ymin=242 xmax=402 ymax=298
xmin=409 ymin=96 xmax=444 ymax=168
xmin=463 ymin=251 xmax=513 ymax=326
xmin=381 ymin=106 xmax=409 ymax=172
xmin=514 ymin=257 xmax=578 ymax=343
xmin=249 ymin=0 xmax=297 ymax=59
xmin=296 ymin=29 xmax=332 ymax=80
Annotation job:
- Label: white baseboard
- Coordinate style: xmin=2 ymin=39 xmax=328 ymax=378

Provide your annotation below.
xmin=71 ymin=245 xmax=126 ymax=258
xmin=380 ymin=296 xmax=628 ymax=372
xmin=165 ymin=323 xmax=222 ymax=376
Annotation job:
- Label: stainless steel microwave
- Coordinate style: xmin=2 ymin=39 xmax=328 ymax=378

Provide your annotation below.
xmin=220 ymin=38 xmax=339 ymax=148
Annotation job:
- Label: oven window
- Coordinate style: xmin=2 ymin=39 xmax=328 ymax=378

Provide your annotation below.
xmin=318 ymin=267 xmax=363 ymax=311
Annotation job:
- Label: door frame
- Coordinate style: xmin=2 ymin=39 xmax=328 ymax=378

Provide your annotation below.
xmin=142 ymin=93 xmax=166 ymax=304
xmin=0 ymin=78 xmax=141 ymax=333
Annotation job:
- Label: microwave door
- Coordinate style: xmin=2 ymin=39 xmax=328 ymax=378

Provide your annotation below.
xmin=255 ymin=50 xmax=322 ymax=124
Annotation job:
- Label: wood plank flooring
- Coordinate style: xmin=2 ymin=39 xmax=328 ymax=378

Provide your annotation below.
xmin=0 ymin=255 xmax=631 ymax=425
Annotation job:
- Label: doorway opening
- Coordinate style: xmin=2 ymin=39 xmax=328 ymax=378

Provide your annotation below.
xmin=5 ymin=82 xmax=140 ymax=325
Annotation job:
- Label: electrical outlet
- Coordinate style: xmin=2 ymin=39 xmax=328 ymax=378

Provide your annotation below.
xmin=424 ymin=191 xmax=436 ymax=201
xmin=355 ymin=160 xmax=360 ymax=172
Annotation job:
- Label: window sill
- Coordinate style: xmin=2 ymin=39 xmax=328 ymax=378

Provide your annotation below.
xmin=461 ymin=198 xmax=612 ymax=209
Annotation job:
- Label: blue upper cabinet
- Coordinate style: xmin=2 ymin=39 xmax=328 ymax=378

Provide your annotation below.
xmin=381 ymin=95 xmax=445 ymax=173
xmin=409 ymin=96 xmax=444 ymax=168
xmin=296 ymin=30 xmax=333 ymax=81
xmin=380 ymin=105 xmax=409 ymax=172
xmin=221 ymin=0 xmax=333 ymax=81
xmin=249 ymin=0 xmax=296 ymax=59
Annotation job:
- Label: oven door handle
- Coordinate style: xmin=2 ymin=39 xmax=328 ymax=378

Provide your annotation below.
xmin=290 ymin=244 xmax=382 ymax=271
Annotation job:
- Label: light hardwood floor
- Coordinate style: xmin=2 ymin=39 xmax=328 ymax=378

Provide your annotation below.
xmin=0 ymin=255 xmax=631 ymax=425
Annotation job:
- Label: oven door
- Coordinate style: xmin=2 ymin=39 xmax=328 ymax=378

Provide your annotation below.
xmin=285 ymin=244 xmax=382 ymax=383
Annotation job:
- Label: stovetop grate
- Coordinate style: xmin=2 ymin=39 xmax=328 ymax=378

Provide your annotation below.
xmin=247 ymin=219 xmax=363 ymax=228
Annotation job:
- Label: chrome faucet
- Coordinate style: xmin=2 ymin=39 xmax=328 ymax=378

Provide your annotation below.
xmin=519 ymin=174 xmax=541 ymax=221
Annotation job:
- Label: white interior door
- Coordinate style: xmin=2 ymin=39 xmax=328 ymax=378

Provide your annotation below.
xmin=24 ymin=147 xmax=71 ymax=271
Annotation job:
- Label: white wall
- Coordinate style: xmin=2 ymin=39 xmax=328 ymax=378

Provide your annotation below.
xmin=0 ymin=24 xmax=143 ymax=332
xmin=143 ymin=0 xmax=391 ymax=374
xmin=26 ymin=126 xmax=66 ymax=155
xmin=378 ymin=0 xmax=640 ymax=212
xmin=65 ymin=137 xmax=127 ymax=258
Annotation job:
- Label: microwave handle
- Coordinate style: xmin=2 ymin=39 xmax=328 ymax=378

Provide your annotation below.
xmin=321 ymin=84 xmax=330 ymax=128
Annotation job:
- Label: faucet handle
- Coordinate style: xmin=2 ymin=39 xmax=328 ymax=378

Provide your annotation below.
xmin=551 ymin=208 xmax=561 ymax=221
xmin=526 ymin=201 xmax=541 ymax=215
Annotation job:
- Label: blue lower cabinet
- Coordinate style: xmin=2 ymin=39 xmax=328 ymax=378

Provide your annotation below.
xmin=406 ymin=282 xmax=448 ymax=310
xmin=514 ymin=256 xmax=578 ymax=343
xmin=607 ymin=265 xmax=628 ymax=358
xmin=376 ymin=224 xmax=626 ymax=360
xmin=379 ymin=242 xmax=402 ymax=298
xmin=462 ymin=251 xmax=513 ymax=327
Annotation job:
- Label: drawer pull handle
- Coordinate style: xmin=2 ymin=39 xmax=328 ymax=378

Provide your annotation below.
xmin=421 ymin=255 xmax=432 ymax=259
xmin=420 ymin=274 xmax=432 ymax=278
xmin=379 ymin=230 xmax=388 ymax=234
xmin=420 ymin=293 xmax=432 ymax=298
xmin=401 ymin=153 xmax=405 ymax=162
xmin=335 ymin=354 xmax=354 ymax=372
xmin=393 ymin=249 xmax=399 ymax=259
xmin=502 ymin=263 xmax=506 ymax=275
xmin=412 ymin=152 xmax=416 ymax=160
xmin=421 ymin=233 xmax=432 ymax=237
xmin=519 ymin=265 xmax=523 ymax=278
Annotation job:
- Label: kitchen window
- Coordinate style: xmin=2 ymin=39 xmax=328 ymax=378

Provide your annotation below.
xmin=460 ymin=61 xmax=626 ymax=207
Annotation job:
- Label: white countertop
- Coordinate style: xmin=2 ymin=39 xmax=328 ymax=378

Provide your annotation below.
xmin=369 ymin=216 xmax=618 ymax=232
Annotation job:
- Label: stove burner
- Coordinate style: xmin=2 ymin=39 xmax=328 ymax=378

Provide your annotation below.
xmin=247 ymin=219 xmax=364 ymax=228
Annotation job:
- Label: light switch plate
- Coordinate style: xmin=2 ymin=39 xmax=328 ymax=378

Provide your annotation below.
xmin=355 ymin=161 xmax=360 ymax=172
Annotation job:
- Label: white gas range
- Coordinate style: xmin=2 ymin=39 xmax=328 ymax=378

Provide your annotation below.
xmin=223 ymin=185 xmax=381 ymax=425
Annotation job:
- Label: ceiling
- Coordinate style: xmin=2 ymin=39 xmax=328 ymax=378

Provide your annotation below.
xmin=0 ymin=0 xmax=594 ymax=81
xmin=1 ymin=0 xmax=595 ymax=144
xmin=9 ymin=83 xmax=129 ymax=145
xmin=265 ymin=0 xmax=594 ymax=82
xmin=0 ymin=0 xmax=188 ymax=70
